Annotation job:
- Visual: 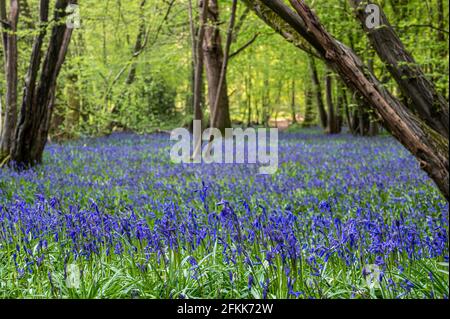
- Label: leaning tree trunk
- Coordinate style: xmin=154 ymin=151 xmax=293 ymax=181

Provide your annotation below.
xmin=0 ymin=0 xmax=19 ymax=163
xmin=349 ymin=0 xmax=449 ymax=139
xmin=203 ymin=0 xmax=231 ymax=132
xmin=243 ymin=0 xmax=449 ymax=200
xmin=11 ymin=0 xmax=75 ymax=166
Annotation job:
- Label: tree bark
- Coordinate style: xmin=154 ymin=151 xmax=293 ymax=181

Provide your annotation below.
xmin=308 ymin=54 xmax=327 ymax=129
xmin=302 ymin=87 xmax=315 ymax=127
xmin=187 ymin=0 xmax=197 ymax=123
xmin=0 ymin=0 xmax=19 ymax=161
xmin=245 ymin=73 xmax=252 ymax=126
xmin=11 ymin=0 xmax=75 ymax=166
xmin=193 ymin=0 xmax=208 ymax=129
xmin=262 ymin=75 xmax=270 ymax=127
xmin=243 ymin=0 xmax=449 ymax=200
xmin=349 ymin=0 xmax=449 ymax=138
xmin=343 ymin=92 xmax=354 ymax=134
xmin=336 ymin=81 xmax=345 ymax=133
xmin=290 ymin=78 xmax=297 ymax=124
xmin=356 ymin=96 xmax=370 ymax=136
xmin=325 ymin=69 xmax=338 ymax=134
xmin=203 ymin=0 xmax=232 ymax=133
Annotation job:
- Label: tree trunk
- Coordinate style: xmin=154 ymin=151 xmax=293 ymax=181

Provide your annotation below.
xmin=325 ymin=69 xmax=338 ymax=134
xmin=262 ymin=75 xmax=270 ymax=127
xmin=336 ymin=82 xmax=346 ymax=133
xmin=436 ymin=0 xmax=446 ymax=42
xmin=344 ymin=95 xmax=354 ymax=134
xmin=356 ymin=96 xmax=369 ymax=136
xmin=302 ymin=87 xmax=315 ymax=127
xmin=349 ymin=0 xmax=449 ymax=138
xmin=203 ymin=0 xmax=231 ymax=133
xmin=187 ymin=0 xmax=196 ymax=123
xmin=290 ymin=78 xmax=297 ymax=124
xmin=0 ymin=0 xmax=19 ymax=162
xmin=192 ymin=0 xmax=208 ymax=131
xmin=246 ymin=74 xmax=252 ymax=126
xmin=435 ymin=0 xmax=448 ymax=99
xmin=243 ymin=0 xmax=449 ymax=200
xmin=369 ymin=118 xmax=379 ymax=137
xmin=308 ymin=54 xmax=327 ymax=129
xmin=274 ymin=82 xmax=282 ymax=127
xmin=11 ymin=0 xmax=75 ymax=166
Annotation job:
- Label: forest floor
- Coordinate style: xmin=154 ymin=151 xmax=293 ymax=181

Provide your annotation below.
xmin=0 ymin=129 xmax=448 ymax=298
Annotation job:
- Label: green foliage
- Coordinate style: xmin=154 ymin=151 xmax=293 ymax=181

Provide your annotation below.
xmin=0 ymin=0 xmax=448 ymax=135
xmin=138 ymin=74 xmax=177 ymax=118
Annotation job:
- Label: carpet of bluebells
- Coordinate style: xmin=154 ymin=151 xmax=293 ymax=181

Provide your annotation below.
xmin=0 ymin=129 xmax=448 ymax=299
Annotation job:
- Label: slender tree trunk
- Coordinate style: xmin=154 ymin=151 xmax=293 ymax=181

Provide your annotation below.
xmin=336 ymin=81 xmax=345 ymax=133
xmin=435 ymin=0 xmax=448 ymax=99
xmin=357 ymin=98 xmax=368 ymax=136
xmin=274 ymin=82 xmax=282 ymax=127
xmin=366 ymin=56 xmax=379 ymax=136
xmin=369 ymin=118 xmax=379 ymax=136
xmin=344 ymin=93 xmax=354 ymax=134
xmin=187 ymin=0 xmax=197 ymax=122
xmin=232 ymin=7 xmax=251 ymax=42
xmin=290 ymin=78 xmax=297 ymax=124
xmin=0 ymin=0 xmax=19 ymax=162
xmin=246 ymin=74 xmax=252 ymax=126
xmin=63 ymin=71 xmax=80 ymax=138
xmin=436 ymin=0 xmax=445 ymax=42
xmin=325 ymin=69 xmax=338 ymax=134
xmin=262 ymin=76 xmax=270 ymax=127
xmin=302 ymin=87 xmax=315 ymax=127
xmin=308 ymin=54 xmax=327 ymax=129
xmin=255 ymin=95 xmax=260 ymax=125
xmin=192 ymin=0 xmax=208 ymax=130
xmin=124 ymin=1 xmax=146 ymax=87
